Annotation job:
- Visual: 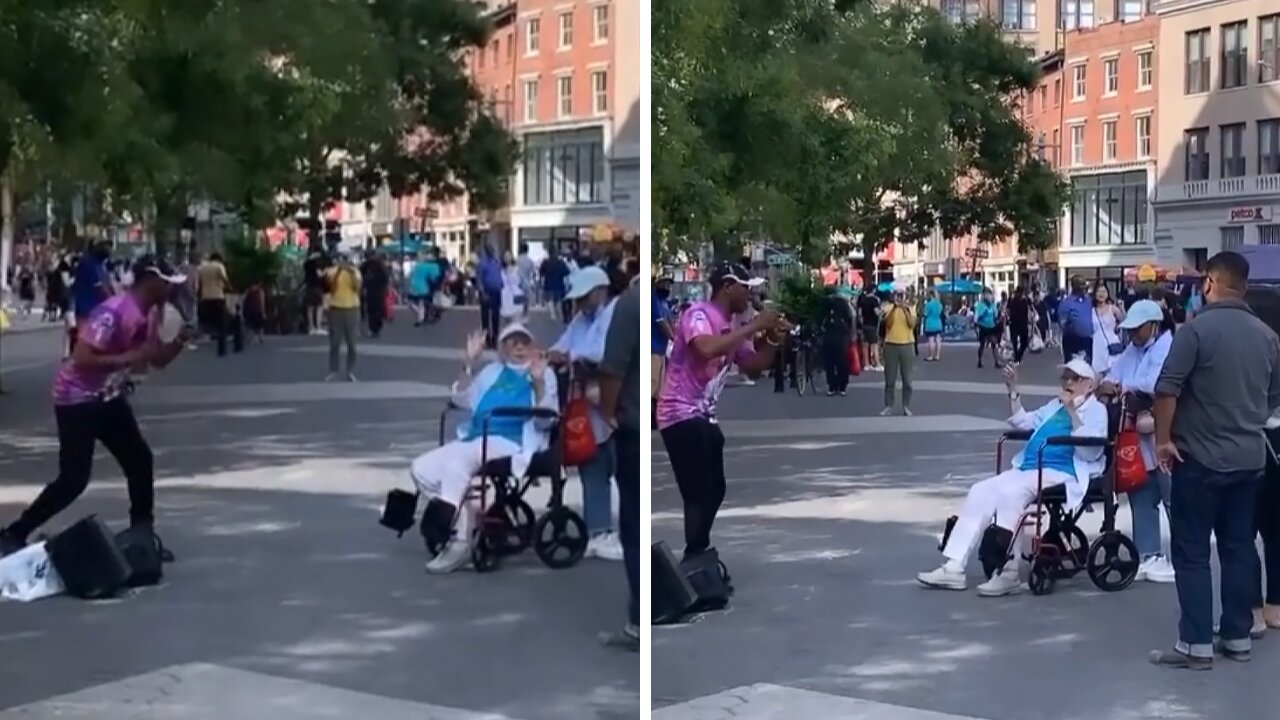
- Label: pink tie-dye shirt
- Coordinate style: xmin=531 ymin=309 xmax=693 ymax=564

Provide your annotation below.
xmin=656 ymin=301 xmax=756 ymax=430
xmin=52 ymin=293 xmax=157 ymax=406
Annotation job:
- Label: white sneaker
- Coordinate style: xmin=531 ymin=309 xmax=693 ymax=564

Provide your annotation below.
xmin=879 ymin=407 xmax=894 ymax=417
xmin=977 ymin=569 xmax=1023 ymax=597
xmin=917 ymin=565 xmax=967 ymax=590
xmin=425 ymin=538 xmax=472 ymax=574
xmin=588 ymin=532 xmax=624 ymax=561
xmin=1143 ymin=555 xmax=1176 ymax=584
xmin=346 ymin=372 xmax=358 ymax=383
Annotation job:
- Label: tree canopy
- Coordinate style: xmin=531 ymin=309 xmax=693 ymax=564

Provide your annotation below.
xmin=653 ymin=0 xmax=1069 ymax=264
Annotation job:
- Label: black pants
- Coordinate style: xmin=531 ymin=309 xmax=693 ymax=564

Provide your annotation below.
xmin=1259 ymin=429 xmax=1280 ymax=606
xmin=364 ymin=291 xmax=386 ymax=336
xmin=560 ymin=298 xmax=574 ymax=325
xmin=822 ymin=334 xmax=850 ymax=392
xmin=1062 ymin=333 xmax=1093 ymax=365
xmin=661 ymin=417 xmax=726 ymax=556
xmin=615 ymin=427 xmax=641 ymax=627
xmin=1009 ymin=324 xmax=1030 ymax=363
xmin=6 ymin=398 xmax=154 ymax=540
xmin=773 ymin=338 xmax=798 ymax=392
xmin=480 ymin=289 xmax=502 ymax=347
xmin=198 ymin=299 xmax=228 ymax=353
xmin=977 ymin=327 xmax=1000 ymax=363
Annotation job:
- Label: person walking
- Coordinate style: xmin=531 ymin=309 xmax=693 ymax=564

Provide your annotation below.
xmin=973 ymin=288 xmax=1000 ymax=369
xmin=921 ymin=289 xmax=944 ymax=362
xmin=1057 ymin=276 xmax=1094 ymax=364
xmin=1150 ymin=251 xmax=1280 ymax=669
xmin=196 ymin=252 xmax=231 ymax=354
xmin=856 ymin=287 xmax=882 ymax=372
xmin=1006 ymin=286 xmax=1033 ymax=363
xmin=324 ymin=253 xmax=361 ymax=382
xmin=475 ymin=247 xmax=503 ymax=348
xmin=820 ymin=287 xmax=854 ymax=396
xmin=880 ymin=291 xmax=916 ymax=416
xmin=1091 ymin=284 xmax=1125 ymax=378
xmin=360 ymin=251 xmax=390 ymax=339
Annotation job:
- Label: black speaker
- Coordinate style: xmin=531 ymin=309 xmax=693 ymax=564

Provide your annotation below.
xmin=681 ymin=547 xmax=732 ymax=613
xmin=115 ymin=526 xmax=165 ymax=588
xmin=652 ymin=541 xmax=696 ymax=625
xmin=46 ymin=515 xmax=131 ymax=600
xmin=380 ymin=489 xmax=418 ymax=537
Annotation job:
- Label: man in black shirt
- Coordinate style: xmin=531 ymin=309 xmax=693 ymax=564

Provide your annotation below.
xmin=821 ymin=289 xmax=854 ymax=395
xmin=302 ymin=251 xmax=329 ymax=334
xmin=857 ymin=288 xmax=882 ymax=371
xmin=360 ymin=251 xmax=390 ymax=338
xmin=1006 ymin=286 xmax=1033 ymax=363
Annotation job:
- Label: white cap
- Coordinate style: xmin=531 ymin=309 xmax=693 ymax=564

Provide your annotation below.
xmin=565 ymin=266 xmax=611 ymax=300
xmin=1059 ymin=357 xmax=1096 ymax=380
xmin=1118 ymin=299 xmax=1164 ymax=330
xmin=498 ymin=323 xmax=534 ymax=343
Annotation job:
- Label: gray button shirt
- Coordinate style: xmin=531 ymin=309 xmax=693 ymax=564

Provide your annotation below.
xmin=1155 ymin=299 xmax=1280 ymax=472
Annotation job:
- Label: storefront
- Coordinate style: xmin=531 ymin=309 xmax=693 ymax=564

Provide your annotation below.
xmin=1059 ymin=166 xmax=1159 ymax=294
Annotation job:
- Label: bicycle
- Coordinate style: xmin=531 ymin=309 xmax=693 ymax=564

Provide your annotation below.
xmin=793 ymin=333 xmax=826 ymax=397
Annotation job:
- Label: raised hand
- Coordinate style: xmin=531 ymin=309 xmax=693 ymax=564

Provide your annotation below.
xmin=529 ymin=349 xmax=548 ymax=380
xmin=465 ymin=330 xmax=487 ymax=364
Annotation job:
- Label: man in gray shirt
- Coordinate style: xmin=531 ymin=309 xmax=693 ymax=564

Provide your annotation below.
xmin=1151 ymin=251 xmax=1280 ymax=668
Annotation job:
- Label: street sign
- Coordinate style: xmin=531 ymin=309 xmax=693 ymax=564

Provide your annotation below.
xmin=766 ymin=253 xmax=794 ymax=267
xmin=415 ymin=208 xmax=439 ymax=219
xmin=964 ymin=247 xmax=989 ymax=260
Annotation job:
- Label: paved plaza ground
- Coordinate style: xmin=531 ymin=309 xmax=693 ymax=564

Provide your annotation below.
xmin=652 ymin=346 xmax=1279 ymax=720
xmin=0 ymin=308 xmax=638 ymax=720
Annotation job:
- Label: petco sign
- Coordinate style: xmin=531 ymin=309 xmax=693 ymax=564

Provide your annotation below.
xmin=1227 ymin=206 xmax=1273 ymax=223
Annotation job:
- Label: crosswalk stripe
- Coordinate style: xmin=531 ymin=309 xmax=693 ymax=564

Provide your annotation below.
xmin=654 ymin=684 xmax=989 ymax=720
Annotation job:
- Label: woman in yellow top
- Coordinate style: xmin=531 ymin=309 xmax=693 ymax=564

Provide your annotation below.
xmin=324 ymin=254 xmax=362 ymax=381
xmin=880 ymin=291 xmax=917 ymax=416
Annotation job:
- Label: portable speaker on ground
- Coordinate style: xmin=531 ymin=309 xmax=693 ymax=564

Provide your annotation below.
xmin=652 ymin=541 xmax=697 ymax=625
xmin=380 ymin=489 xmax=418 ymax=537
xmin=46 ymin=515 xmax=131 ymax=600
xmin=680 ymin=547 xmax=732 ymax=614
xmin=115 ymin=526 xmax=164 ymax=587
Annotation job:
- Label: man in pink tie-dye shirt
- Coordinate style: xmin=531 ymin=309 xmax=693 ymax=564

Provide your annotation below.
xmin=1 ymin=257 xmax=192 ymax=556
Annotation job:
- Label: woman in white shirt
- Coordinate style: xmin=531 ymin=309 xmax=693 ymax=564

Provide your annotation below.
xmin=1090 ymin=285 xmax=1125 ymax=377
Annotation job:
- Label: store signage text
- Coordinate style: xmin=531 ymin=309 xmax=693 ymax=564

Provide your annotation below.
xmin=1227 ymin=206 xmax=1273 ymax=223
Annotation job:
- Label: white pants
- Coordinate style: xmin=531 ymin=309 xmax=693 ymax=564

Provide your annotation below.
xmin=409 ymin=436 xmax=522 ymax=508
xmin=942 ymin=468 xmax=1074 ymax=566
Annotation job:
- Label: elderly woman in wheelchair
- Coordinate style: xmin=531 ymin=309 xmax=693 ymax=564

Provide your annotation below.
xmin=409 ymin=323 xmax=559 ymax=574
xmin=918 ymin=358 xmax=1109 ymax=596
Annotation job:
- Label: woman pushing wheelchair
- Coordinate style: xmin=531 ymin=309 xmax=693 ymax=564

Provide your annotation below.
xmin=411 ymin=323 xmax=558 ymax=574
xmin=918 ymin=358 xmax=1108 ymax=597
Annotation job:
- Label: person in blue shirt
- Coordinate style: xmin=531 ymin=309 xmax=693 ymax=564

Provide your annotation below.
xmin=972 ymin=288 xmax=1000 ymax=368
xmin=475 ymin=247 xmax=504 ymax=348
xmin=919 ymin=358 xmax=1108 ymax=596
xmin=921 ymin=289 xmax=945 ymax=362
xmin=408 ymin=323 xmax=558 ymax=574
xmin=1057 ymin=275 xmax=1095 ymax=365
xmin=407 ymin=249 xmax=442 ymax=326
xmin=71 ymin=242 xmax=114 ymax=330
xmin=652 ymin=277 xmax=675 ymax=419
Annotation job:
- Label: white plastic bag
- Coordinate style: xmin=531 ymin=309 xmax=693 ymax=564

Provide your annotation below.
xmin=0 ymin=542 xmax=66 ymax=602
xmin=1029 ymin=330 xmax=1045 ymax=354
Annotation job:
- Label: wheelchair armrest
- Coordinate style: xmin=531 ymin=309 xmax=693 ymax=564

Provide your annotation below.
xmin=485 ymin=406 xmax=559 ymax=421
xmin=1044 ymin=435 xmax=1108 ymax=448
xmin=1002 ymin=430 xmax=1033 ymax=441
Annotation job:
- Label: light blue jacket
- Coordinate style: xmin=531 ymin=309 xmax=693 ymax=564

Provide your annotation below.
xmin=1106 ymin=330 xmax=1173 ymax=471
xmin=552 ymin=297 xmax=619 ymax=443
xmin=451 ymin=362 xmax=560 ymax=477
xmin=1008 ymin=395 xmax=1109 ymax=510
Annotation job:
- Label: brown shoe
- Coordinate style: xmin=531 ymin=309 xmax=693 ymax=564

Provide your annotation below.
xmin=1149 ymin=647 xmax=1212 ymax=671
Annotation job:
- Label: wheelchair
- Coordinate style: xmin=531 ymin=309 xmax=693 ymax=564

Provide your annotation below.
xmin=379 ymin=402 xmax=589 ymax=573
xmin=939 ymin=406 xmax=1141 ymax=597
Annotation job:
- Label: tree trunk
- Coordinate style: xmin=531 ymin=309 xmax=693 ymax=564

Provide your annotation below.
xmin=0 ymin=169 xmax=13 ymax=295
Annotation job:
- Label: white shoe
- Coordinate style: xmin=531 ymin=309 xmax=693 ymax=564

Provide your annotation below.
xmin=1142 ymin=555 xmax=1176 ymax=584
xmin=902 ymin=407 xmax=913 ymax=417
xmin=588 ymin=532 xmax=624 ymax=561
xmin=879 ymin=407 xmax=894 ymax=417
xmin=346 ymin=372 xmax=358 ymax=383
xmin=917 ymin=565 xmax=967 ymax=591
xmin=977 ymin=569 xmax=1023 ymax=597
xmin=425 ymin=538 xmax=472 ymax=574
xmin=324 ymin=373 xmax=338 ymax=382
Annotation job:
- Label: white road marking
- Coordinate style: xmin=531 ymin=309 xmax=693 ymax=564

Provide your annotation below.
xmin=131 ymin=381 xmax=452 ymax=406
xmin=655 ymin=684 xmax=991 ymax=720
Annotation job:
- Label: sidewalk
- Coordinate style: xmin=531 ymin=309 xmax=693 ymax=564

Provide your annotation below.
xmin=0 ymin=308 xmax=60 ymax=335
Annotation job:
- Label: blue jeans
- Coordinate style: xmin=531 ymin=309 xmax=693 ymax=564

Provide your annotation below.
xmin=1129 ymin=468 xmax=1171 ymax=558
xmin=1170 ymin=455 xmax=1263 ymax=656
xmin=579 ymin=436 xmax=616 ymax=535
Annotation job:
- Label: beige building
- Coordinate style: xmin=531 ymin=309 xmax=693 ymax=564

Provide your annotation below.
xmin=1152 ymin=0 xmax=1280 ymax=269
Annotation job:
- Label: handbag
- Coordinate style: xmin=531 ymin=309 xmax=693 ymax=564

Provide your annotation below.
xmin=1114 ymin=425 xmax=1148 ymax=493
xmin=1096 ymin=307 xmax=1124 ymax=355
xmin=561 ymin=386 xmax=597 ymax=467
xmin=847 ymin=341 xmax=862 ymax=375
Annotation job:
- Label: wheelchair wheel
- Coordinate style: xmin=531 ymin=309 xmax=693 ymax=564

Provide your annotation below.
xmin=1085 ymin=531 xmax=1140 ymax=592
xmin=1028 ymin=556 xmax=1058 ymax=596
xmin=532 ymin=506 xmax=588 ymax=569
xmin=471 ymin=530 xmax=500 ymax=573
xmin=494 ymin=499 xmax=536 ymax=554
xmin=1044 ymin=525 xmax=1089 ymax=575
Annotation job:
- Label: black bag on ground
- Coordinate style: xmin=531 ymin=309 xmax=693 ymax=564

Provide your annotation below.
xmin=115 ymin=526 xmax=167 ymax=587
xmin=652 ymin=541 xmax=697 ymax=625
xmin=680 ymin=547 xmax=732 ymax=613
xmin=380 ymin=489 xmax=418 ymax=537
xmin=46 ymin=515 xmax=132 ymax=600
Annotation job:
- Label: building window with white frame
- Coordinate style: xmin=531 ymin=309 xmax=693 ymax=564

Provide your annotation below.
xmin=1070 ymin=123 xmax=1085 ymax=166
xmin=1185 ymin=28 xmax=1210 ymax=94
xmin=1117 ymin=0 xmax=1143 ymax=22
xmin=522 ymin=127 xmax=607 ymax=206
xmin=522 ymin=79 xmax=539 ymax=123
xmin=1221 ymin=226 xmax=1245 ymax=250
xmin=1002 ymin=0 xmax=1036 ymax=30
xmin=1221 ymin=21 xmax=1248 ymax=90
xmin=1261 ymin=225 xmax=1280 ymax=245
xmin=1135 ymin=114 xmax=1151 ymax=158
xmin=1137 ymin=50 xmax=1153 ymax=90
xmin=1184 ymin=127 xmax=1210 ymax=181
xmin=525 ymin=18 xmax=541 ymax=55
xmin=591 ymin=70 xmax=608 ymax=114
xmin=1072 ymin=64 xmax=1086 ymax=100
xmin=1262 ymin=15 xmax=1280 ymax=84
xmin=1060 ymin=0 xmax=1095 ymax=30
xmin=593 ymin=3 xmax=609 ymax=44
xmin=556 ymin=74 xmax=573 ymax=118
xmin=942 ymin=0 xmax=963 ymax=24
xmin=1261 ymin=118 xmax=1280 ymax=175
xmin=558 ymin=12 xmax=573 ymax=50
xmin=1102 ymin=120 xmax=1118 ymax=162
xmin=1103 ymin=58 xmax=1118 ymax=94
xmin=1221 ymin=123 xmax=1246 ymax=177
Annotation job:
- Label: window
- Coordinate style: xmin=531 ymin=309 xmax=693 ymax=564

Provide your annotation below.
xmin=1038 ymin=84 xmax=1047 ymax=109
xmin=1260 ymin=119 xmax=1280 ymax=174
xmin=1052 ymin=128 xmax=1061 ymax=165
xmin=1221 ymin=226 xmax=1245 ymax=250
xmin=1184 ymin=127 xmax=1210 ymax=181
xmin=1060 ymin=0 xmax=1095 ymax=30
xmin=1068 ymin=171 xmax=1149 ymax=246
xmin=1103 ymin=58 xmax=1118 ymax=94
xmin=1262 ymin=14 xmax=1280 ymax=83
xmin=1070 ymin=123 xmax=1085 ymax=165
xmin=1053 ymin=77 xmax=1061 ymax=106
xmin=1261 ymin=225 xmax=1280 ymax=245
xmin=521 ymin=128 xmax=606 ymax=206
xmin=1117 ymin=0 xmax=1143 ymax=22
xmin=593 ymin=4 xmax=609 ymax=43
xmin=503 ymin=84 xmax=512 ymax=124
xmin=1221 ymin=22 xmax=1248 ymax=89
xmin=558 ymin=12 xmax=573 ymax=49
xmin=1103 ymin=120 xmax=1118 ymax=161
xmin=942 ymin=0 xmax=963 ymax=24
xmin=525 ymin=18 xmax=541 ymax=55
xmin=490 ymin=40 xmax=498 ymax=66
xmin=522 ymin=79 xmax=538 ymax=122
xmin=1185 ymin=29 xmax=1209 ymax=93
xmin=477 ymin=44 xmax=485 ymax=69
xmin=1002 ymin=0 xmax=1036 ymax=30
xmin=591 ymin=70 xmax=608 ymax=114
xmin=1137 ymin=50 xmax=1153 ymax=89
xmin=1072 ymin=64 xmax=1087 ymax=100
xmin=1221 ymin=123 xmax=1246 ymax=177
xmin=1135 ymin=115 xmax=1151 ymax=158
xmin=556 ymin=74 xmax=572 ymax=118
xmin=507 ymin=35 xmax=514 ymax=60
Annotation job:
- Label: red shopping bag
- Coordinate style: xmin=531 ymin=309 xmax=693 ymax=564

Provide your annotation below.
xmin=1113 ymin=428 xmax=1148 ymax=493
xmin=561 ymin=395 xmax=598 ymax=467
xmin=384 ymin=289 xmax=395 ymax=322
xmin=847 ymin=342 xmax=862 ymax=376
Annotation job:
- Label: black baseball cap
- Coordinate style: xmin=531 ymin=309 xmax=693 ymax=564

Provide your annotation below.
xmin=132 ymin=255 xmax=188 ymax=285
xmin=708 ymin=262 xmax=764 ymax=290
